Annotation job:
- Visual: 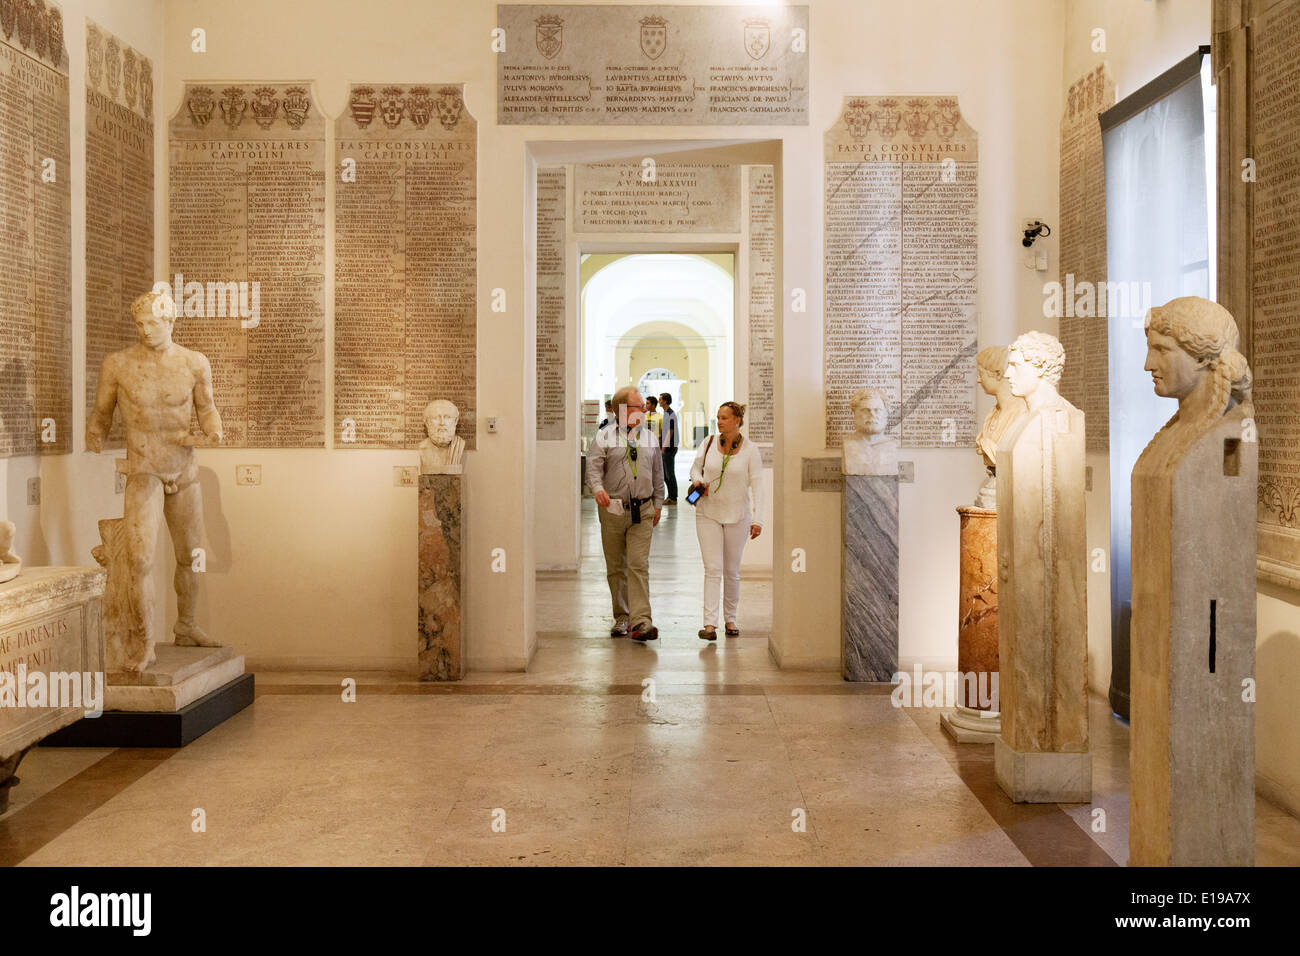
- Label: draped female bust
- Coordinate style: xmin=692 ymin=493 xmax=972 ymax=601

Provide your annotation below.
xmin=973 ymin=345 xmax=1028 ymax=508
xmin=1135 ymin=296 xmax=1253 ymax=474
xmin=1129 ymin=296 xmax=1257 ymax=865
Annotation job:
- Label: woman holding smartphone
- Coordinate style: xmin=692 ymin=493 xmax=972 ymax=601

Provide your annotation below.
xmin=688 ymin=401 xmax=764 ymax=640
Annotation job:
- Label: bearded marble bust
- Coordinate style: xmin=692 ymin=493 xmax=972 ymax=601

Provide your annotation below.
xmin=842 ymin=387 xmax=899 ymax=477
xmin=419 ymin=399 xmax=465 ymax=474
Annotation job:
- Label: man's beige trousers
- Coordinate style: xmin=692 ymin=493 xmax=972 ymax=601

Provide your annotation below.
xmin=598 ymin=506 xmax=654 ymax=630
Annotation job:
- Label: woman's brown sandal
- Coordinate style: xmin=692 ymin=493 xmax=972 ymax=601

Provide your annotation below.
xmin=725 ymin=624 xmax=740 ymax=637
xmin=698 ymin=627 xmax=717 ymax=641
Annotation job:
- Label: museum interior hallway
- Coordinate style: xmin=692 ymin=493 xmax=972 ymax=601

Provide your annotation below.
xmin=2 ymin=495 xmax=1298 ymax=866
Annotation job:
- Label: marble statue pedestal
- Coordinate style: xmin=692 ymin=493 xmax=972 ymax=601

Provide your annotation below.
xmin=994 ymin=739 xmax=1092 ymax=803
xmin=841 ymin=474 xmax=898 ymax=682
xmin=942 ymin=506 xmax=1001 ymax=743
xmin=104 ymin=644 xmax=245 ymax=712
xmin=942 ymin=706 xmax=1002 ymax=744
xmin=43 ymin=643 xmax=252 ymax=748
xmin=419 ymin=474 xmax=464 ymax=681
xmin=0 ymin=567 xmax=106 ymax=813
xmin=1130 ymin=414 xmax=1257 ymax=865
xmin=996 ymin=397 xmax=1090 ymax=803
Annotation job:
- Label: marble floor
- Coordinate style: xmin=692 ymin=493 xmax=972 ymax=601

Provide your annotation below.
xmin=3 ymin=496 xmax=1298 ymax=866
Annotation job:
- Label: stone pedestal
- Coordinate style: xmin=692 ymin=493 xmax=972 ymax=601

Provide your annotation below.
xmin=842 ymin=474 xmax=898 ymax=682
xmin=1130 ymin=412 xmax=1257 ymax=866
xmin=105 ymin=644 xmax=245 ymax=712
xmin=994 ymin=741 xmax=1092 ymax=803
xmin=942 ymin=506 xmax=1001 ymax=743
xmin=996 ymin=399 xmax=1090 ymax=802
xmin=943 ymin=706 xmax=1002 ymax=743
xmin=419 ymin=474 xmax=464 ymax=681
xmin=42 ymin=642 xmax=252 ymax=749
xmin=0 ymin=567 xmax=106 ymax=813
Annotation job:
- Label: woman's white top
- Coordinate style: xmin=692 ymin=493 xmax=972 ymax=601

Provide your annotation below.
xmin=690 ymin=433 xmax=765 ymax=527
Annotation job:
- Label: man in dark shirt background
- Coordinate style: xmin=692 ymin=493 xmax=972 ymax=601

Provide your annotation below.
xmin=659 ymin=393 xmax=680 ymax=504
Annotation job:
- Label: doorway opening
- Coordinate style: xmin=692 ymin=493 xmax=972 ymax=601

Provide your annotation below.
xmin=527 ymin=140 xmax=778 ymax=663
xmin=580 ymin=252 xmax=735 ymax=455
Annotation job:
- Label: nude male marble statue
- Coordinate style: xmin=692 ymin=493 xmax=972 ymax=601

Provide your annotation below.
xmin=87 ymin=290 xmax=223 ymax=673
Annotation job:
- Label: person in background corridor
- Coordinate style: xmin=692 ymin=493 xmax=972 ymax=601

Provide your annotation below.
xmin=688 ymin=401 xmax=764 ymax=640
xmin=659 ymin=392 xmax=680 ymax=504
xmin=645 ymin=395 xmax=663 ymax=445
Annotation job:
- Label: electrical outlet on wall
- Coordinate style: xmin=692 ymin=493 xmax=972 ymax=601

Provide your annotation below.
xmin=236 ymin=464 xmax=262 ymax=486
xmin=394 ymin=466 xmax=418 ymax=487
xmin=26 ymin=477 xmax=40 ymax=505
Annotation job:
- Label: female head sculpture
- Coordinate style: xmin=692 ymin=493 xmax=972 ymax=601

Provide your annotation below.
xmin=1142 ymin=296 xmax=1253 ymax=463
xmin=974 ymin=344 xmax=1029 ymax=506
xmin=976 ymin=345 xmax=1008 ymax=395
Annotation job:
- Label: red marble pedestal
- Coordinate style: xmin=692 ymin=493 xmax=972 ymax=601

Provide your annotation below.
xmin=941 ymin=506 xmax=1001 ymax=742
xmin=419 ymin=474 xmax=464 ymax=680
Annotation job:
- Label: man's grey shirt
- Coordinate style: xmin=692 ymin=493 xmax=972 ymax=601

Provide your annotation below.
xmin=587 ymin=424 xmax=666 ymax=511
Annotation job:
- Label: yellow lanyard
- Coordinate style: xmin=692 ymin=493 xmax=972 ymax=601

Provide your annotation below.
xmin=714 ymin=436 xmax=736 ymax=491
xmin=624 ymin=428 xmax=639 ymax=479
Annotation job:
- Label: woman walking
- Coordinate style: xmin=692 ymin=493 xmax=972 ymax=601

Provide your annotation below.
xmin=688 ymin=401 xmax=764 ymax=640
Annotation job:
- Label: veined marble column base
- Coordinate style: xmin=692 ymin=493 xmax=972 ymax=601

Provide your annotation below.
xmin=841 ymin=474 xmax=899 ymax=682
xmin=419 ymin=474 xmax=465 ymax=681
xmin=941 ymin=706 xmax=1002 ymax=744
xmin=995 ymin=738 xmax=1091 ymax=803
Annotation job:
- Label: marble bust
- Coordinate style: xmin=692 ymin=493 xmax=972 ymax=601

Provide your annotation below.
xmin=0 ymin=520 xmax=21 ymax=584
xmin=1136 ymin=296 xmax=1254 ymax=472
xmin=842 ymin=387 xmax=899 ymax=476
xmin=419 ymin=399 xmax=465 ymax=474
xmin=1128 ymin=296 xmax=1257 ymax=864
xmin=994 ymin=329 xmax=1089 ymax=801
xmin=1004 ymin=332 xmax=1074 ymax=423
xmin=974 ymin=345 xmax=1029 ymax=508
xmin=87 ymin=289 xmax=224 ymax=673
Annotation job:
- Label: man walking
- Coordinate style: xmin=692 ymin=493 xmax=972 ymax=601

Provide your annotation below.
xmin=645 ymin=395 xmax=663 ymax=443
xmin=587 ymin=386 xmax=665 ymax=641
xmin=659 ymin=392 xmax=680 ymax=504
